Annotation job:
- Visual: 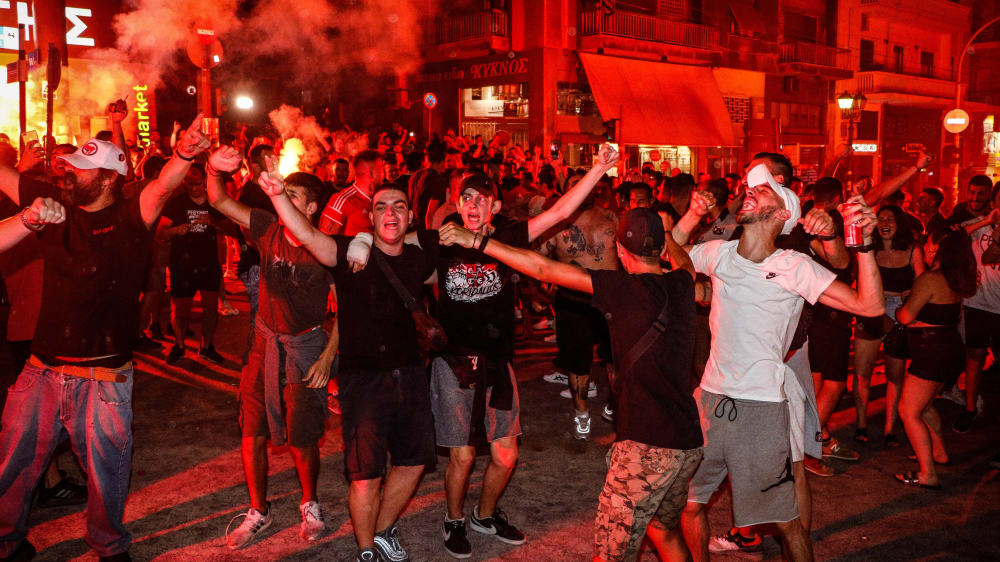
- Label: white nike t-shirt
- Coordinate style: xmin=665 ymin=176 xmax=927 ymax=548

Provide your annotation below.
xmin=689 ymin=239 xmax=836 ymax=402
xmin=963 ymin=220 xmax=1000 ymax=314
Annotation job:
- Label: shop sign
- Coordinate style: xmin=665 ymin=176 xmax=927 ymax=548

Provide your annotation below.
xmin=903 ymin=143 xmax=926 ymax=154
xmin=1 ymin=2 xmax=98 ymax=48
xmin=469 ymin=57 xmax=528 ymax=80
xmin=852 ymin=143 xmax=877 ymax=153
xmin=133 ymin=84 xmax=152 ymax=147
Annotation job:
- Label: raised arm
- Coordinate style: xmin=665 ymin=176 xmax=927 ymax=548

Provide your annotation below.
xmin=672 ymin=190 xmax=712 ymax=247
xmin=526 ymin=144 xmax=619 ymax=241
xmin=0 ymin=198 xmax=65 ymax=253
xmin=661 ymin=224 xmax=695 ymax=281
xmin=205 ymin=146 xmax=251 ymax=229
xmin=817 ymin=196 xmax=884 ymax=317
xmin=801 ymin=208 xmax=850 ymax=269
xmin=108 ymin=98 xmax=135 ymax=180
xmin=138 ymin=114 xmax=210 ymax=228
xmin=439 ymin=222 xmax=593 ymax=294
xmin=862 ymin=151 xmax=930 ymax=207
xmin=260 ymin=155 xmax=339 ymax=267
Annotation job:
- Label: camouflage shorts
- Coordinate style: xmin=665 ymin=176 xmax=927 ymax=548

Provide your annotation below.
xmin=594 ymin=440 xmax=703 ymax=561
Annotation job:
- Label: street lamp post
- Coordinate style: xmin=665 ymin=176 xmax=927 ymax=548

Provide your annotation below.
xmin=953 ymin=15 xmax=1000 ymax=194
xmin=837 ymin=90 xmax=867 ymax=188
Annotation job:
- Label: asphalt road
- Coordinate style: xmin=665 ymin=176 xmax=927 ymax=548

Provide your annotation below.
xmin=1 ymin=282 xmax=998 ymax=561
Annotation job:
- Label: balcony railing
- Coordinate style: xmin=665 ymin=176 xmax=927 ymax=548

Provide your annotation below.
xmin=779 ymin=40 xmax=850 ymax=69
xmin=426 ymin=10 xmax=509 ymax=44
xmin=857 ymin=55 xmax=953 ymax=82
xmin=579 ymin=9 xmax=722 ymax=50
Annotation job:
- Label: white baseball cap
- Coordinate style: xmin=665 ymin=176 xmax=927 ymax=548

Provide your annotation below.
xmin=57 ymin=139 xmax=128 ymax=176
xmin=746 ymin=163 xmax=800 ymax=235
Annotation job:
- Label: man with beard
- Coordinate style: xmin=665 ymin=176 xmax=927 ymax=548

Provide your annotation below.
xmin=159 ymin=163 xmax=229 ymax=365
xmin=675 ymin=163 xmax=883 ymax=562
xmin=0 ymin=117 xmax=210 ymax=561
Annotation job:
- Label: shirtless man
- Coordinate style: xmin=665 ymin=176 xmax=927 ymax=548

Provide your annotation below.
xmin=540 ymin=172 xmax=620 ymax=439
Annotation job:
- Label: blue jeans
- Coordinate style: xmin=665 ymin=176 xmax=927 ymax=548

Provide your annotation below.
xmin=0 ymin=361 xmax=133 ymax=557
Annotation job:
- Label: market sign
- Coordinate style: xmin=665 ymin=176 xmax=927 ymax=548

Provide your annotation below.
xmin=852 ymin=143 xmax=877 ymax=153
xmin=133 ymin=84 xmax=152 ymax=146
xmin=419 ymin=53 xmax=530 ymax=85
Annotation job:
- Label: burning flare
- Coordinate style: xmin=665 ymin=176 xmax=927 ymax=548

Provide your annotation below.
xmin=278 ymin=138 xmax=305 ymax=177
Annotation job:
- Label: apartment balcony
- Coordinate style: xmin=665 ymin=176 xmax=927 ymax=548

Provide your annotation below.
xmin=778 ymin=40 xmax=852 ymax=79
xmin=423 ymin=10 xmax=510 ymax=59
xmin=856 ymin=70 xmax=955 ymax=101
xmin=859 ymin=0 xmax=970 ymax=30
xmin=578 ymin=9 xmax=723 ymax=62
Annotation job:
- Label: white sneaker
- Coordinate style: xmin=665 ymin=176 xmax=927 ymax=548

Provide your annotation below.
xmin=560 ymin=382 xmax=597 ymax=399
xmin=225 ymin=506 xmax=273 ymax=549
xmin=941 ymin=384 xmax=966 ymax=407
xmin=299 ymin=500 xmax=324 ymax=541
xmin=573 ymin=413 xmax=591 ymax=440
xmin=542 ymin=372 xmax=569 ymax=385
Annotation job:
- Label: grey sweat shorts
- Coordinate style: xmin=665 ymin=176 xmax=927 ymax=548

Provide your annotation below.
xmin=686 ymin=388 xmax=798 ymax=527
xmin=429 ymin=356 xmax=521 ymax=448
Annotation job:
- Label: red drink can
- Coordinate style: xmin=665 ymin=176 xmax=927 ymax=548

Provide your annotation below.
xmin=844 ymin=218 xmax=864 ymax=248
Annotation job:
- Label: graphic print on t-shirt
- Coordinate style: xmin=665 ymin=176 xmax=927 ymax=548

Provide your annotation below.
xmin=186 ymin=209 xmax=211 ymax=233
xmin=444 ymin=262 xmax=502 ymax=302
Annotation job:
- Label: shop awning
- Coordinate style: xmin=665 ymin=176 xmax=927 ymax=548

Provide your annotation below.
xmin=578 ymin=53 xmax=738 ymax=147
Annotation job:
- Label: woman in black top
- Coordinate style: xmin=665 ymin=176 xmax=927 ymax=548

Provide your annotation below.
xmin=853 ymin=205 xmax=925 ymax=445
xmin=893 ymin=229 xmax=977 ymax=489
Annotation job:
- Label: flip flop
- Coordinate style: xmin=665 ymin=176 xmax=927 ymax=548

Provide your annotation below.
xmin=894 ymin=471 xmax=942 ymax=490
xmin=906 ymin=454 xmax=951 ymax=466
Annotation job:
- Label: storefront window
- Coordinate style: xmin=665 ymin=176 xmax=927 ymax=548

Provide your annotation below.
xmin=638 ymin=145 xmax=692 ymax=174
xmin=462 ymin=84 xmax=529 ymax=119
xmin=556 ymin=82 xmax=597 ymax=116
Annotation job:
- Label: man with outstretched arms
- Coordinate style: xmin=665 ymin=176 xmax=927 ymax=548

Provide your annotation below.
xmin=672 ymin=163 xmax=883 ymax=562
xmin=440 ymin=206 xmax=705 ymax=562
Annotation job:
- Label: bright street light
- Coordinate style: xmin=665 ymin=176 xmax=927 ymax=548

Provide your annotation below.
xmin=235 ymin=95 xmax=254 ymax=110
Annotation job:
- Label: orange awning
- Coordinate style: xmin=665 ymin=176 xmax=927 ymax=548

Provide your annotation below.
xmin=579 ymin=53 xmax=738 ymax=147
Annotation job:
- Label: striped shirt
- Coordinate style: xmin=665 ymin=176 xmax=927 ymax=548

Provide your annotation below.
xmin=318 ymin=183 xmax=372 ymax=236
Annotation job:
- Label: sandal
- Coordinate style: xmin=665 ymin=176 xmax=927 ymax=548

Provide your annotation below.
xmin=894 ymin=471 xmax=942 ymax=490
xmin=883 ymin=433 xmax=901 ymax=448
xmin=853 ymin=428 xmax=870 ymax=444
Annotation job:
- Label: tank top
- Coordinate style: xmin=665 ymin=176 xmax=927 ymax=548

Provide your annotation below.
xmin=915 ymin=302 xmax=961 ymax=326
xmin=878 ymin=248 xmax=915 ymax=293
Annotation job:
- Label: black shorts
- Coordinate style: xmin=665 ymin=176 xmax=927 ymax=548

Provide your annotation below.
xmin=808 ymin=307 xmax=852 ymax=382
xmin=854 ymin=313 xmax=892 ymax=340
xmin=963 ymin=306 xmax=1000 ymax=351
xmin=170 ymin=263 xmax=222 ymax=298
xmin=553 ymin=289 xmax=612 ymax=376
xmin=339 ymin=365 xmax=435 ymax=481
xmin=907 ymin=327 xmax=964 ymax=387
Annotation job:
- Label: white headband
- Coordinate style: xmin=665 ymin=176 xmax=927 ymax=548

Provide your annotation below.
xmin=746 ymin=163 xmax=801 ymax=235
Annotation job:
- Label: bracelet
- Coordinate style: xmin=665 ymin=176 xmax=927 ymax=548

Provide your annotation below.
xmin=816 ymin=233 xmax=837 ymax=241
xmin=854 ymin=242 xmax=875 ymax=254
xmin=19 ymin=208 xmax=44 ymax=232
xmin=175 ymin=151 xmax=196 ymax=161
xmin=478 ymin=235 xmax=490 ymax=251
xmin=206 ymin=163 xmax=222 ymax=177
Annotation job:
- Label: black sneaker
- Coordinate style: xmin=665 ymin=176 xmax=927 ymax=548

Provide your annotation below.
xmin=953 ymin=410 xmax=976 ymax=433
xmin=470 ymin=507 xmax=525 ymax=545
xmin=355 ymin=547 xmax=378 ymax=562
xmin=443 ymin=518 xmax=472 ymax=559
xmin=373 ymin=523 xmax=409 ymax=561
xmin=165 ymin=345 xmax=185 ymax=365
xmin=601 ymin=402 xmax=615 ymax=423
xmin=37 ymin=470 xmax=87 ymax=507
xmin=199 ymin=345 xmax=225 ymax=365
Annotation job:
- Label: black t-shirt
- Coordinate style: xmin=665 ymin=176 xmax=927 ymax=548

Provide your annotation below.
xmin=437 ymin=221 xmax=530 ymax=360
xmin=590 ymin=269 xmax=703 ymax=450
xmin=249 ymin=210 xmax=333 ymax=334
xmin=161 ymin=194 xmax=226 ymax=271
xmin=947 ymin=202 xmax=981 ymax=227
xmin=236 ymin=181 xmax=273 ymax=276
xmin=414 ymin=168 xmax=448 ymax=228
xmin=20 ymin=175 xmax=154 ymax=366
xmin=329 ymin=230 xmax=439 ymax=372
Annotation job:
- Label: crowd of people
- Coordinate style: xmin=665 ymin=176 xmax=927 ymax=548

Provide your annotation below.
xmin=0 ymin=99 xmax=997 ymax=562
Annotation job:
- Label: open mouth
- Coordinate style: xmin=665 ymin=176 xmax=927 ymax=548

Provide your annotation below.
xmin=741 ymin=198 xmax=757 ymax=212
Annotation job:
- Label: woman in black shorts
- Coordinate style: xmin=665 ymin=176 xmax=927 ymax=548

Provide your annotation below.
xmin=893 ymin=229 xmax=977 ymax=489
xmin=852 ymin=205 xmax=924 ymax=445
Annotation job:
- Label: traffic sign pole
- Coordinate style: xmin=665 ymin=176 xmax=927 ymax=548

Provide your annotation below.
xmin=18 ymin=24 xmax=26 ymax=155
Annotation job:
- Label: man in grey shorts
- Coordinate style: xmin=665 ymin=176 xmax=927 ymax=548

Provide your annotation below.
xmin=672 ymin=160 xmax=883 ymax=561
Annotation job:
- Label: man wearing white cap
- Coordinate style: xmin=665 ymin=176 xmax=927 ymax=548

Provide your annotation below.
xmin=674 ymin=162 xmax=883 ymax=562
xmin=0 ymin=115 xmax=210 ymax=562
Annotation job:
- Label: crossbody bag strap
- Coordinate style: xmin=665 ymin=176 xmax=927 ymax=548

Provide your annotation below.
xmin=372 ymin=249 xmax=420 ymax=312
xmin=615 ymin=293 xmax=671 ymax=383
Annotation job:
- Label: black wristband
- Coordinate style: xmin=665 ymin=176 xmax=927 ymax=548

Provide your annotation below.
xmin=478 ymin=235 xmax=490 ymax=251
xmin=854 ymin=242 xmax=875 ymax=254
xmin=176 ymin=151 xmax=196 ymax=161
xmin=815 ymin=233 xmax=837 ymax=241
